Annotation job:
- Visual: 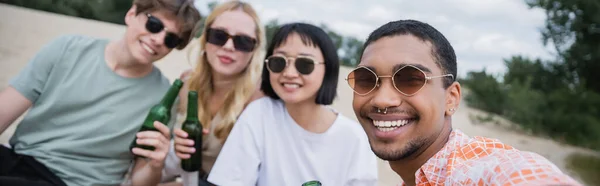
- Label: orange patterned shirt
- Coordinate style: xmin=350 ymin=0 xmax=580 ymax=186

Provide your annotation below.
xmin=401 ymin=130 xmax=581 ymax=186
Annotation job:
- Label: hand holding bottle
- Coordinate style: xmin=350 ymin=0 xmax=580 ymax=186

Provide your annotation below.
xmin=131 ymin=121 xmax=171 ymax=169
xmin=173 ymin=128 xmax=208 ymax=159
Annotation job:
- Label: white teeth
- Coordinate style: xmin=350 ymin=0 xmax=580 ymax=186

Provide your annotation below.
xmin=378 ymin=127 xmax=398 ymax=132
xmin=373 ymin=120 xmax=411 ymax=131
xmin=141 ymin=43 xmax=156 ymax=55
xmin=283 ymin=83 xmax=300 ymax=89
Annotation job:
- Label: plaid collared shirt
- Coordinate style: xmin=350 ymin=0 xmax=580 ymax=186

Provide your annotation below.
xmin=400 ymin=129 xmax=581 ymax=186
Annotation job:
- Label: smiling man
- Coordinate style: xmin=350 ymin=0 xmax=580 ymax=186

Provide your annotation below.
xmin=0 ymin=1 xmax=200 ymax=186
xmin=348 ymin=20 xmax=581 ymax=186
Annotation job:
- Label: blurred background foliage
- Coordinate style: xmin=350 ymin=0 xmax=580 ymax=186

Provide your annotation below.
xmin=462 ymin=0 xmax=600 ymax=150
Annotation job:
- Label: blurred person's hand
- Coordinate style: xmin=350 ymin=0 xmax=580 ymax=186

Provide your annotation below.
xmin=173 ymin=128 xmax=209 ymax=159
xmin=180 ymin=69 xmax=193 ymax=80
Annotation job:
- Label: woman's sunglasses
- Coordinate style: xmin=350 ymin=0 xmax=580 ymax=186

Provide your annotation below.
xmin=346 ymin=65 xmax=454 ymax=96
xmin=145 ymin=14 xmax=182 ymax=49
xmin=265 ymin=55 xmax=324 ymax=75
xmin=206 ymin=28 xmax=257 ymax=52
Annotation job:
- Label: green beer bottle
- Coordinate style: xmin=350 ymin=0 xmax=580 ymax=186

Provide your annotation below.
xmin=181 ymin=91 xmax=203 ymax=172
xmin=302 ymin=180 xmax=322 ymax=186
xmin=130 ymin=79 xmax=183 ymax=151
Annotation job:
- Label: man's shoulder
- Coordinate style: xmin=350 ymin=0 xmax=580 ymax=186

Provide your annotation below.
xmin=47 ymin=34 xmax=108 ymax=61
xmin=458 ymin=136 xmax=546 ymax=164
xmin=454 ymin=133 xmax=524 ymax=162
xmin=152 ymin=70 xmax=171 ymax=87
xmin=447 ymin=131 xmax=544 ymax=169
xmin=52 ymin=34 xmax=106 ymax=48
xmin=449 ymin=133 xmax=579 ymax=185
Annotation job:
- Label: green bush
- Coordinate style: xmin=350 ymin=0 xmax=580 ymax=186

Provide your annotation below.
xmin=461 ymin=70 xmax=507 ymax=115
xmin=542 ymin=88 xmax=600 ymax=149
xmin=462 ymin=56 xmax=600 ymax=150
xmin=504 ymin=79 xmax=545 ymax=133
xmin=1 ymin=0 xmax=132 ymax=25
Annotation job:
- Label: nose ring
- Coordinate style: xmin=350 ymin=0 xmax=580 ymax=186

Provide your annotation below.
xmin=377 ymin=107 xmax=388 ymax=114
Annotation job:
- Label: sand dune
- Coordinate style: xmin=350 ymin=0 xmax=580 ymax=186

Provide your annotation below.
xmin=0 ymin=4 xmax=596 ymax=185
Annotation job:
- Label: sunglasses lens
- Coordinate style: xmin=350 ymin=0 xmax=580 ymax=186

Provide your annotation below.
xmin=348 ymin=68 xmax=377 ymax=95
xmin=207 ymin=29 xmax=229 ymax=46
xmin=146 ymin=16 xmax=163 ymax=33
xmin=295 ymin=58 xmax=315 ymax=75
xmin=164 ymin=33 xmax=181 ymax=49
xmin=233 ymin=36 xmax=256 ymax=52
xmin=267 ymin=56 xmax=287 ymax=73
xmin=394 ymin=66 xmax=426 ymax=95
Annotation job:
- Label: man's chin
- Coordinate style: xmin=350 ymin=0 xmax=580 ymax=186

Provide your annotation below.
xmin=369 ymin=139 xmax=421 ymax=161
xmin=372 ymin=147 xmax=405 ymax=161
xmin=369 ymin=141 xmax=401 ymax=160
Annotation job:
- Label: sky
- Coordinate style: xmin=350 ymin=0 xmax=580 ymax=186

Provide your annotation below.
xmin=194 ymin=0 xmax=556 ymax=78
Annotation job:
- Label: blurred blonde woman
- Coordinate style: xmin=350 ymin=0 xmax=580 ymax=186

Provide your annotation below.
xmin=157 ymin=1 xmax=265 ymax=185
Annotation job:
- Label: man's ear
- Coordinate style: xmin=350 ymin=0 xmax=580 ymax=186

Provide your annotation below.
xmin=444 ymin=81 xmax=461 ymax=116
xmin=124 ymin=5 xmax=138 ymax=26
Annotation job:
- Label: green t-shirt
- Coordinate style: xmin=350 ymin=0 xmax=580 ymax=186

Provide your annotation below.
xmin=9 ymin=35 xmax=171 ymax=186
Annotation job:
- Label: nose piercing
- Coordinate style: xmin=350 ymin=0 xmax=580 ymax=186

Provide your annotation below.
xmin=377 ymin=107 xmax=388 ymax=114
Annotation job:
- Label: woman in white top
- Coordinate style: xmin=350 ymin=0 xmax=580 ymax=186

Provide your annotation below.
xmin=156 ymin=1 xmax=266 ymax=185
xmin=206 ymin=23 xmax=379 ymax=186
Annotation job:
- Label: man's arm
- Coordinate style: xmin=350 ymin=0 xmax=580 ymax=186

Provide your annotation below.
xmin=1 ymin=35 xmax=73 ymax=134
xmin=129 ymin=157 xmax=164 ymax=186
xmin=0 ymin=87 xmax=32 ymax=134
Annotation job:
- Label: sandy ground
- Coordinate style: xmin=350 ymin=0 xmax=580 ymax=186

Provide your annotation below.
xmin=1 ymin=4 xmax=597 ymax=185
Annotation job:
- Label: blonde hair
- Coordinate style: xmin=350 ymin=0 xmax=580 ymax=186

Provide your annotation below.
xmin=185 ymin=0 xmax=265 ymax=141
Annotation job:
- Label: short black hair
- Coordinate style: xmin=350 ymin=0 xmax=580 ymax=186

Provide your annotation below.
xmin=361 ymin=20 xmax=457 ymax=88
xmin=261 ymin=23 xmax=339 ymax=105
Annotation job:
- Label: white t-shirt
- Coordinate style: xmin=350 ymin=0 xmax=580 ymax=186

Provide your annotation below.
xmin=208 ymin=97 xmax=378 ymax=186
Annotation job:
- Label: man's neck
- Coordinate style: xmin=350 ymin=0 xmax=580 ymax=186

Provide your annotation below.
xmin=105 ymin=40 xmax=154 ymax=78
xmin=390 ymin=118 xmax=453 ymax=186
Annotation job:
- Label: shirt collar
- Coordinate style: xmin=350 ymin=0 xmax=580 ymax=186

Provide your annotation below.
xmin=414 ymin=129 xmax=472 ymax=185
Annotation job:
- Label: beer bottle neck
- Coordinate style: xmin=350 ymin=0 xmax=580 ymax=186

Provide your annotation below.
xmin=160 ymin=79 xmax=183 ymax=109
xmin=186 ymin=91 xmax=199 ymax=121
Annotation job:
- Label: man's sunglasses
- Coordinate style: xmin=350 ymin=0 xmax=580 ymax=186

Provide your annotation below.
xmin=265 ymin=55 xmax=324 ymax=75
xmin=346 ymin=65 xmax=454 ymax=96
xmin=145 ymin=14 xmax=182 ymax=49
xmin=206 ymin=28 xmax=257 ymax=52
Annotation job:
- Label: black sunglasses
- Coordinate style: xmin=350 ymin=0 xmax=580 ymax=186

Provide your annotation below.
xmin=346 ymin=65 xmax=454 ymax=96
xmin=206 ymin=28 xmax=257 ymax=52
xmin=145 ymin=14 xmax=182 ymax=49
xmin=265 ymin=55 xmax=324 ymax=75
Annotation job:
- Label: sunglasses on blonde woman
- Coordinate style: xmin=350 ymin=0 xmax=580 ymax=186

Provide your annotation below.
xmin=206 ymin=28 xmax=257 ymax=52
xmin=346 ymin=64 xmax=454 ymax=96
